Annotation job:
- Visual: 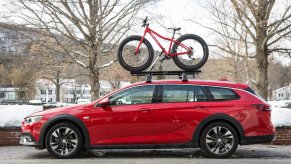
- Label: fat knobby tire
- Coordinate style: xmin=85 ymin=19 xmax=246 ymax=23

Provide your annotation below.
xmin=118 ymin=35 xmax=154 ymax=72
xmin=172 ymin=34 xmax=209 ymax=71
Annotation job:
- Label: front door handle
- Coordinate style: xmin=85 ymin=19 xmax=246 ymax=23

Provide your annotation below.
xmin=139 ymin=108 xmax=151 ymax=113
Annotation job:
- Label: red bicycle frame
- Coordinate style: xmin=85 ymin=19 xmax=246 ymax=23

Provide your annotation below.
xmin=135 ymin=25 xmax=190 ymax=57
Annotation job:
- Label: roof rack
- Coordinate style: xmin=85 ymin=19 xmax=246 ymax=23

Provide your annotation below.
xmin=130 ymin=70 xmax=201 ymax=82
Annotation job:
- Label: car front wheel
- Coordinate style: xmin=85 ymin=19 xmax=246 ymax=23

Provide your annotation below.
xmin=200 ymin=122 xmax=239 ymax=158
xmin=45 ymin=123 xmax=83 ymax=158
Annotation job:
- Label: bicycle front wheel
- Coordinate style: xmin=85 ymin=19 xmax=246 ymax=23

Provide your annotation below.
xmin=118 ymin=35 xmax=154 ymax=72
xmin=172 ymin=34 xmax=209 ymax=71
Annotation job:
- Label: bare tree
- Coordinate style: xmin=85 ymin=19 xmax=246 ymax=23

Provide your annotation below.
xmin=29 ymin=40 xmax=87 ymax=102
xmin=101 ymin=62 xmax=131 ymax=91
xmin=192 ymin=1 xmax=254 ymax=84
xmin=11 ymin=0 xmax=156 ymax=100
xmin=193 ymin=0 xmax=291 ymax=99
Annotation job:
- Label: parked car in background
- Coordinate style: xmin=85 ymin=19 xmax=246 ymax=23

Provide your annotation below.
xmin=42 ymin=102 xmax=72 ymax=110
xmin=76 ymin=98 xmax=91 ymax=104
xmin=20 ymin=79 xmax=275 ymax=158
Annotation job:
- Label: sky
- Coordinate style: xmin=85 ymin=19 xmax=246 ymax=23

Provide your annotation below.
xmin=138 ymin=0 xmax=211 ymax=43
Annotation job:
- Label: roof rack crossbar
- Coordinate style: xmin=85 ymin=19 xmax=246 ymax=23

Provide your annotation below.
xmin=130 ymin=70 xmax=201 ymax=82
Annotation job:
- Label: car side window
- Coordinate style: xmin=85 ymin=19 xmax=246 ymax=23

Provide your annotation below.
xmin=161 ymin=85 xmax=194 ymax=103
xmin=109 ymin=85 xmax=155 ymax=106
xmin=207 ymin=87 xmax=239 ymax=101
xmin=194 ymin=86 xmax=208 ymax=102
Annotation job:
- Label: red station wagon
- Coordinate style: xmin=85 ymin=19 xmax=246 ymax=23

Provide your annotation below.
xmin=20 ymin=79 xmax=275 ymax=158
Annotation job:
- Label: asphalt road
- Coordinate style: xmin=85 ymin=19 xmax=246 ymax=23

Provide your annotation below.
xmin=0 ymin=145 xmax=291 ymax=164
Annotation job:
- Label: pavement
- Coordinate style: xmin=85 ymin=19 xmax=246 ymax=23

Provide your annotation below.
xmin=0 ymin=145 xmax=291 ymax=163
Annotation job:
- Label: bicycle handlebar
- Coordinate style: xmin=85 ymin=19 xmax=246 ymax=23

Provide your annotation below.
xmin=142 ymin=16 xmax=149 ymax=27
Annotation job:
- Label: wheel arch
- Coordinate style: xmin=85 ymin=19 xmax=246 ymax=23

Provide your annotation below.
xmin=39 ymin=114 xmax=90 ymax=149
xmin=192 ymin=113 xmax=245 ymax=147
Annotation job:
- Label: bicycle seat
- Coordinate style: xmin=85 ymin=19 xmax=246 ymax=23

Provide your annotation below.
xmin=168 ymin=27 xmax=181 ymax=31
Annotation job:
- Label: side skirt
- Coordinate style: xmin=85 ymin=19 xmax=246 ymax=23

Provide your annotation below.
xmin=87 ymin=142 xmax=198 ymax=150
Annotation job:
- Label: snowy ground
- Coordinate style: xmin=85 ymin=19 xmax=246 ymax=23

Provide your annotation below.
xmin=0 ymin=105 xmax=43 ymax=127
xmin=269 ymin=100 xmax=291 ymax=127
xmin=0 ymin=101 xmax=290 ymax=127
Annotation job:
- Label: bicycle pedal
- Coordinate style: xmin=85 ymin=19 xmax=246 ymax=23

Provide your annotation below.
xmin=159 ymin=56 xmax=170 ymax=62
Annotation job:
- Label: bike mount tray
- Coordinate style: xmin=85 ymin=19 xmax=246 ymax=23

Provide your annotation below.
xmin=130 ymin=70 xmax=201 ymax=82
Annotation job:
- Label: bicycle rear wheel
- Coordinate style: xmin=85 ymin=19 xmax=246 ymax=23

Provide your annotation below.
xmin=118 ymin=35 xmax=154 ymax=72
xmin=172 ymin=34 xmax=209 ymax=71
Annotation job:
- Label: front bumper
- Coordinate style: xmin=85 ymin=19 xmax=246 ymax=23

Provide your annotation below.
xmin=19 ymin=133 xmax=39 ymax=147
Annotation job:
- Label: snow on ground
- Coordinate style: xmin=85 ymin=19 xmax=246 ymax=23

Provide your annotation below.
xmin=0 ymin=105 xmax=43 ymax=127
xmin=269 ymin=101 xmax=291 ymax=127
xmin=0 ymin=101 xmax=290 ymax=127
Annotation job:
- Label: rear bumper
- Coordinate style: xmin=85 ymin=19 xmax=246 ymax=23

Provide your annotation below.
xmin=240 ymin=134 xmax=276 ymax=145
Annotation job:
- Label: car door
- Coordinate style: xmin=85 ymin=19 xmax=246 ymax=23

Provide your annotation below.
xmin=153 ymin=85 xmax=211 ymax=144
xmin=90 ymin=85 xmax=157 ymax=145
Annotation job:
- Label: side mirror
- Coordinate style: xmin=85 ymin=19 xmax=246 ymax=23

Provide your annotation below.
xmin=98 ymin=97 xmax=110 ymax=107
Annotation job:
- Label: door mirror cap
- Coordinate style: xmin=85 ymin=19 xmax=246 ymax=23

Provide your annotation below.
xmin=98 ymin=97 xmax=110 ymax=107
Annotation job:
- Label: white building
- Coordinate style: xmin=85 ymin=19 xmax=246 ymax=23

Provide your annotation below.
xmin=0 ymin=87 xmax=17 ymax=102
xmin=34 ymin=79 xmax=126 ymax=103
xmin=35 ymin=79 xmax=91 ymax=103
xmin=272 ymin=84 xmax=291 ymax=101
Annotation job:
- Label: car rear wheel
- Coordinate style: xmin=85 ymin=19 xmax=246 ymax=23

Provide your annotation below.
xmin=200 ymin=122 xmax=238 ymax=158
xmin=46 ymin=123 xmax=83 ymax=158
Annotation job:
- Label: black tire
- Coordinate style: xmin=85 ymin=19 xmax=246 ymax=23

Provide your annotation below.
xmin=45 ymin=123 xmax=83 ymax=159
xmin=172 ymin=34 xmax=209 ymax=71
xmin=118 ymin=35 xmax=154 ymax=72
xmin=200 ymin=122 xmax=239 ymax=158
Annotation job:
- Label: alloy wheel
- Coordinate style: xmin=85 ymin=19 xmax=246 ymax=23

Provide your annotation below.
xmin=49 ymin=127 xmax=78 ymax=155
xmin=205 ymin=126 xmax=234 ymax=154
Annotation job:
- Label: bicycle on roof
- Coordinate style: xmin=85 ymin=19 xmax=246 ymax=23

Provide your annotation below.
xmin=118 ymin=16 xmax=209 ymax=72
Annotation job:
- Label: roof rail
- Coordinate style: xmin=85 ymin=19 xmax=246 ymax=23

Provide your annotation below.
xmin=130 ymin=70 xmax=201 ymax=82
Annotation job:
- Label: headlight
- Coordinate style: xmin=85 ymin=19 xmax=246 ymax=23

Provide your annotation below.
xmin=24 ymin=116 xmax=43 ymax=124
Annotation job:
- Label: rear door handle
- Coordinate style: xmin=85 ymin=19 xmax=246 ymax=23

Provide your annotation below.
xmin=193 ymin=105 xmax=205 ymax=109
xmin=139 ymin=108 xmax=151 ymax=113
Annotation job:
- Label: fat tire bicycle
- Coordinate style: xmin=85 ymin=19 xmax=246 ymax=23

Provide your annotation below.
xmin=118 ymin=17 xmax=209 ymax=72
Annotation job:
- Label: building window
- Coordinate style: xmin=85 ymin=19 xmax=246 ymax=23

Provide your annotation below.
xmin=48 ymin=90 xmax=52 ymax=95
xmin=0 ymin=92 xmax=5 ymax=98
xmin=41 ymin=90 xmax=46 ymax=95
xmin=83 ymin=90 xmax=90 ymax=94
xmin=48 ymin=98 xmax=52 ymax=102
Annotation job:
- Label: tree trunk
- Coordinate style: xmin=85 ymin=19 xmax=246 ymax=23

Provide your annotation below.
xmin=254 ymin=29 xmax=269 ymax=99
xmin=252 ymin=0 xmax=271 ymax=100
xmin=90 ymin=71 xmax=100 ymax=101
xmin=56 ymin=84 xmax=60 ymax=102
xmin=55 ymin=71 xmax=61 ymax=102
xmin=254 ymin=54 xmax=268 ymax=99
xmin=233 ymin=54 xmax=239 ymax=81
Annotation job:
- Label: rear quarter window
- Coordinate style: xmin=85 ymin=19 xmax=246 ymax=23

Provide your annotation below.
xmin=206 ymin=87 xmax=240 ymax=101
xmin=244 ymin=87 xmax=256 ymax=95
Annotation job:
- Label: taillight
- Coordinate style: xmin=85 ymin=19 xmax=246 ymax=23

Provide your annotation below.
xmin=251 ymin=104 xmax=271 ymax=111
